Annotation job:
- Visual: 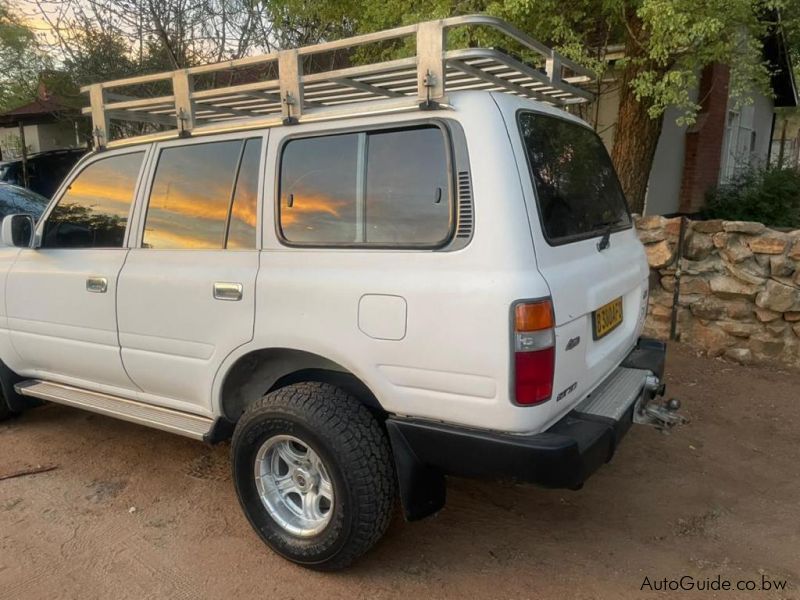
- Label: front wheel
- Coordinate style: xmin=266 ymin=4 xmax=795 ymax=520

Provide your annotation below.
xmin=231 ymin=382 xmax=396 ymax=570
xmin=0 ymin=390 xmax=17 ymax=422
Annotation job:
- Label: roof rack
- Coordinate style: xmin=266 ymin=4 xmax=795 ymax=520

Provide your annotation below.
xmin=81 ymin=15 xmax=595 ymax=148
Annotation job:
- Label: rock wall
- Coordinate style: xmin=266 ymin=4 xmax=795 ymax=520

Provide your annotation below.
xmin=637 ymin=216 xmax=800 ymax=367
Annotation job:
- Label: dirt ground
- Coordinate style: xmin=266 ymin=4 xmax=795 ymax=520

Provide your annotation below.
xmin=1 ymin=343 xmax=798 ymax=600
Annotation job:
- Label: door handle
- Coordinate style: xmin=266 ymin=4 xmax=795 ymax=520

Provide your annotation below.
xmin=86 ymin=276 xmax=108 ymax=294
xmin=213 ymin=282 xmax=243 ymax=301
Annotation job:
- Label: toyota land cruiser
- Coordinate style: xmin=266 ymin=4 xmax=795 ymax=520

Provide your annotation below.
xmin=0 ymin=16 xmax=677 ymax=570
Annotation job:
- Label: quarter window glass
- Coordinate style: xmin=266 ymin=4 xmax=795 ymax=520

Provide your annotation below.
xmin=279 ymin=134 xmax=359 ymax=243
xmin=143 ymin=140 xmax=241 ymax=249
xmin=42 ymin=152 xmax=143 ymax=248
xmin=518 ymin=112 xmax=631 ymax=244
xmin=365 ymin=128 xmax=450 ymax=244
xmin=227 ymin=138 xmax=261 ymax=249
xmin=279 ymin=126 xmax=451 ymax=246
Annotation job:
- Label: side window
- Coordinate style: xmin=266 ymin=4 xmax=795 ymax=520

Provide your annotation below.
xmin=142 ymin=138 xmax=262 ymax=249
xmin=279 ymin=125 xmax=451 ymax=246
xmin=279 ymin=134 xmax=359 ymax=243
xmin=42 ymin=152 xmax=144 ymax=249
xmin=365 ymin=128 xmax=450 ymax=244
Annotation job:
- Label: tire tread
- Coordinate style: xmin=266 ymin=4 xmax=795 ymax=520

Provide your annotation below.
xmin=232 ymin=382 xmax=395 ymax=570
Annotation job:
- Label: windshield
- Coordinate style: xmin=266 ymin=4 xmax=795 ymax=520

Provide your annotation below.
xmin=517 ymin=111 xmax=631 ymax=245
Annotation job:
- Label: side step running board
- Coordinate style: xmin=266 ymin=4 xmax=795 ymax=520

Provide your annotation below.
xmin=15 ymin=380 xmax=214 ymax=441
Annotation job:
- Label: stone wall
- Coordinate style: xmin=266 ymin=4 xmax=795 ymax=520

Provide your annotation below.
xmin=637 ymin=216 xmax=800 ymax=367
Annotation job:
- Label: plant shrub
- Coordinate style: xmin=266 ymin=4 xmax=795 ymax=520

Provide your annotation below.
xmin=704 ymin=167 xmax=800 ymax=228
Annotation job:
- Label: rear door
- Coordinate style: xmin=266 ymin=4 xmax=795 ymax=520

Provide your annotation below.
xmin=498 ymin=97 xmax=649 ymax=418
xmin=116 ymin=134 xmax=264 ymax=414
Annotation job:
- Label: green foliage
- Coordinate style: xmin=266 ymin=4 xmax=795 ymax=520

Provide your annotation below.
xmin=0 ymin=1 xmax=50 ymax=111
xmin=261 ymin=0 xmax=796 ymax=126
xmin=62 ymin=28 xmax=137 ymax=88
xmin=704 ymin=167 xmax=800 ymax=228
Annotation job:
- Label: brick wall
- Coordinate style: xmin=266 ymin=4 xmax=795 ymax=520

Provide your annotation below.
xmin=678 ymin=64 xmax=731 ymax=213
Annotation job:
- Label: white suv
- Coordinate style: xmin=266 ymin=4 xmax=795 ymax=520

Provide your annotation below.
xmin=0 ymin=17 xmax=675 ymax=570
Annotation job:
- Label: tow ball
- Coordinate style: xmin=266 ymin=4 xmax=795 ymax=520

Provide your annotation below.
xmin=634 ymin=375 xmax=687 ymax=432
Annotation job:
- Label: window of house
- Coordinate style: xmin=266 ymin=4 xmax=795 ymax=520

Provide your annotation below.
xmin=278 ymin=125 xmax=452 ymax=246
xmin=42 ymin=151 xmax=144 ymax=248
xmin=142 ymin=138 xmax=261 ymax=249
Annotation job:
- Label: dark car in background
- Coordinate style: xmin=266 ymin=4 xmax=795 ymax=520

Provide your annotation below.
xmin=0 ymin=183 xmax=49 ymax=223
xmin=0 ymin=148 xmax=86 ymax=198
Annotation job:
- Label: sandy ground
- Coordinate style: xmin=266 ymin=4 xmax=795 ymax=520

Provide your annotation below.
xmin=1 ymin=343 xmax=798 ymax=600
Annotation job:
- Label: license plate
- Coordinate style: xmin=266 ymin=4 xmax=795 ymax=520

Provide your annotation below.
xmin=593 ymin=297 xmax=623 ymax=340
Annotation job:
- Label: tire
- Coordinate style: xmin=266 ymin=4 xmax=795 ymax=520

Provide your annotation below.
xmin=231 ymin=382 xmax=396 ymax=570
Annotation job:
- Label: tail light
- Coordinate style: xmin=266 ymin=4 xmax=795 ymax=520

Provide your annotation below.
xmin=512 ymin=299 xmax=555 ymax=405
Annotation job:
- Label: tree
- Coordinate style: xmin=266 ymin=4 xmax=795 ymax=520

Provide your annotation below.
xmin=62 ymin=28 xmax=137 ymax=88
xmin=261 ymin=0 xmax=792 ymax=213
xmin=23 ymin=0 xmax=286 ymax=74
xmin=0 ymin=1 xmax=50 ymax=111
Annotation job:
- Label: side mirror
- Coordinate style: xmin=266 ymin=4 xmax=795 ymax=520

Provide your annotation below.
xmin=1 ymin=214 xmax=35 ymax=248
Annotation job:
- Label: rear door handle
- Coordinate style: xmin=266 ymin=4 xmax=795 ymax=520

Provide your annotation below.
xmin=86 ymin=276 xmax=108 ymax=294
xmin=213 ymin=282 xmax=243 ymax=301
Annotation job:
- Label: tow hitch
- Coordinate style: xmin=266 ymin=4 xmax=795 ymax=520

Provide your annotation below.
xmin=634 ymin=375 xmax=687 ymax=432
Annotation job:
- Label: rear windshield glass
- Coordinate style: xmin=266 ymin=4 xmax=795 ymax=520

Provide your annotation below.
xmin=517 ymin=112 xmax=631 ymax=244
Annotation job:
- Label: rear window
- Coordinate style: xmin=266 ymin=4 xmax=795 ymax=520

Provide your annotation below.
xmin=517 ymin=112 xmax=631 ymax=245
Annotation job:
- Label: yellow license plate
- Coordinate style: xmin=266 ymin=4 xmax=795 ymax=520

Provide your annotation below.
xmin=593 ymin=297 xmax=623 ymax=340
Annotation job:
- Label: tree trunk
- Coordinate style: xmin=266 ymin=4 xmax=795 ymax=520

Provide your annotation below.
xmin=610 ymin=11 xmax=665 ymax=215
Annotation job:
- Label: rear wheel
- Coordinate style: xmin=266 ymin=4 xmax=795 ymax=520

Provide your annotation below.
xmin=231 ymin=382 xmax=395 ymax=570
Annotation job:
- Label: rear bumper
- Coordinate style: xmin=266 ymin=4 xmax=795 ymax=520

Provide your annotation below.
xmin=387 ymin=337 xmax=666 ymax=520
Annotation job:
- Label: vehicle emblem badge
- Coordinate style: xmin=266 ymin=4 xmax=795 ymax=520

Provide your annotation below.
xmin=566 ymin=336 xmax=581 ymax=351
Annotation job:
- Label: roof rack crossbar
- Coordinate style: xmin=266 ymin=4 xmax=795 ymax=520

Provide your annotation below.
xmin=80 ymin=14 xmax=596 ymax=147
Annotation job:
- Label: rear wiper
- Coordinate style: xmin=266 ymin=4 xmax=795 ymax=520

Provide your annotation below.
xmin=596 ymin=218 xmax=623 ymax=252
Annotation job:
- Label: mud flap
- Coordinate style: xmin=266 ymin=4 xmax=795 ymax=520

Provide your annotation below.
xmin=386 ymin=420 xmax=446 ymax=521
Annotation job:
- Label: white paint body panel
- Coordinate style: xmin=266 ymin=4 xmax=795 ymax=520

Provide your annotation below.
xmin=358 ymin=295 xmax=407 ymax=340
xmin=6 ymin=248 xmax=136 ymax=390
xmin=1 ymin=91 xmax=649 ymax=436
xmin=116 ymin=249 xmax=259 ymax=412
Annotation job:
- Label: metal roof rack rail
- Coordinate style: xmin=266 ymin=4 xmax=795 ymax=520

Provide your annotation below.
xmin=81 ymin=15 xmax=595 ymax=148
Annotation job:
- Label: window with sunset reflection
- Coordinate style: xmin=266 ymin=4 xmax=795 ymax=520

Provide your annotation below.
xmin=42 ymin=152 xmax=144 ymax=249
xmin=144 ymin=140 xmax=241 ymax=249
xmin=279 ymin=126 xmax=451 ymax=246
xmin=280 ymin=134 xmax=359 ymax=243
xmin=143 ymin=138 xmax=261 ymax=250
xmin=226 ymin=138 xmax=261 ymax=249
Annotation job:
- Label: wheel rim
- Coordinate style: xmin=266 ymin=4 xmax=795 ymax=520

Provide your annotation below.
xmin=253 ymin=434 xmax=334 ymax=537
